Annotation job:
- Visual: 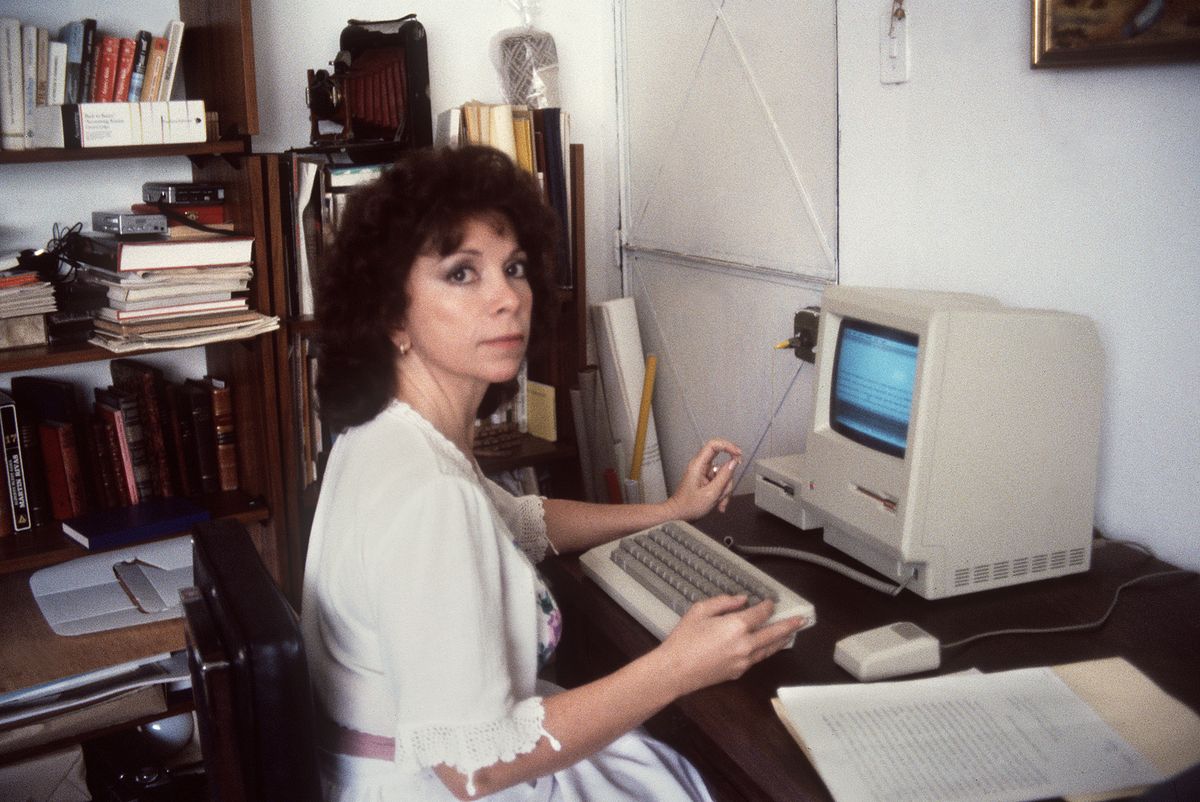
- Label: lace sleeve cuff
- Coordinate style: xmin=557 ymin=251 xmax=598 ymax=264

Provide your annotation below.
xmin=393 ymin=696 xmax=561 ymax=795
xmin=511 ymin=495 xmax=557 ymax=563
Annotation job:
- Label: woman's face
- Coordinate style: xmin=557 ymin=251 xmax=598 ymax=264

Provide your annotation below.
xmin=398 ymin=213 xmax=533 ymax=397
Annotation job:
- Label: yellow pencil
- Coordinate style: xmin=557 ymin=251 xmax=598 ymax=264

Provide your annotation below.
xmin=629 ymin=354 xmax=657 ymax=483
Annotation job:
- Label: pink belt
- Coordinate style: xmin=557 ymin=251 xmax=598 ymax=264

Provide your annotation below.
xmin=319 ymin=714 xmax=396 ymax=761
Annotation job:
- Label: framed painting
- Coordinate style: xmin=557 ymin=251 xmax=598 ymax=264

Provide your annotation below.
xmin=1032 ymin=0 xmax=1200 ymax=67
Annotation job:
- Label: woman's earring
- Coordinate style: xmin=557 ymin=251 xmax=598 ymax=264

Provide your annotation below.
xmin=398 ymin=342 xmax=409 ymax=357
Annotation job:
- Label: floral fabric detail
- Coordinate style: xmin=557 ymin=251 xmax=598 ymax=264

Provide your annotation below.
xmin=535 ymin=578 xmax=563 ymax=671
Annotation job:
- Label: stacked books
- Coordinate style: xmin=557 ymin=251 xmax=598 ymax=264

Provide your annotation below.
xmin=1 ymin=16 xmax=189 ymax=151
xmin=0 ymin=263 xmax=54 ymax=347
xmin=68 ymin=231 xmax=279 ymax=352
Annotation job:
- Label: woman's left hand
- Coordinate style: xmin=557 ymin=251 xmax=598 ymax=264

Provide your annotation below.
xmin=665 ymin=438 xmax=743 ymax=520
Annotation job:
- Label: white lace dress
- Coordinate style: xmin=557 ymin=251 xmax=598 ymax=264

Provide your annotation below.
xmin=301 ymin=401 xmax=714 ymax=802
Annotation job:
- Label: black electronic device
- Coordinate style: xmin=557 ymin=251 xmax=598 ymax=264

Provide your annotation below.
xmin=141 ymin=182 xmax=226 ymax=205
xmin=92 ymin=211 xmax=169 ymax=238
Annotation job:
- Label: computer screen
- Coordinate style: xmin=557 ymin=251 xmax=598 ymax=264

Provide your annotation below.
xmin=830 ymin=320 xmax=918 ymax=459
xmin=755 ymin=286 xmax=1104 ymax=599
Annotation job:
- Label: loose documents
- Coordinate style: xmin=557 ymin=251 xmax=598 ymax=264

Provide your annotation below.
xmin=775 ymin=666 xmax=1164 ymax=802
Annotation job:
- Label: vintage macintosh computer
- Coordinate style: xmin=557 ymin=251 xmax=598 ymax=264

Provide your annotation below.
xmin=755 ymin=286 xmax=1104 ymax=600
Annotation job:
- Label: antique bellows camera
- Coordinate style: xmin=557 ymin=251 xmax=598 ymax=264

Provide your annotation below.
xmin=306 ymin=14 xmax=433 ymax=147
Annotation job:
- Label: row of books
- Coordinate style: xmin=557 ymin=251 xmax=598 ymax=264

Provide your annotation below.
xmin=286 ymin=153 xmax=391 ymax=317
xmin=0 ymin=362 xmax=239 ymax=538
xmin=438 ymin=102 xmax=575 ymax=288
xmin=0 ymin=17 xmax=185 ymax=150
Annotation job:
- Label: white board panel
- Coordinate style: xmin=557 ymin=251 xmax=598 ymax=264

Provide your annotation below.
xmin=620 ymin=0 xmax=837 ymax=280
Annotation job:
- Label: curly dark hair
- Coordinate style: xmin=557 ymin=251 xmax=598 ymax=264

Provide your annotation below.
xmin=314 ymin=145 xmax=559 ymax=432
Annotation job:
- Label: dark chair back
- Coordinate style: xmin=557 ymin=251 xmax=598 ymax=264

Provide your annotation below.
xmin=182 ymin=519 xmax=322 ymax=801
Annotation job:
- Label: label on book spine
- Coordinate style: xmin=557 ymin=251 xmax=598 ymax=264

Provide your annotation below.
xmin=0 ymin=403 xmax=31 ymax=531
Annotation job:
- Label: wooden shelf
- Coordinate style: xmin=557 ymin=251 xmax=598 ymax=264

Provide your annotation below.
xmin=477 ymin=433 xmax=577 ymax=475
xmin=0 ymin=139 xmax=249 ymax=166
xmin=0 ymin=490 xmax=270 ymax=576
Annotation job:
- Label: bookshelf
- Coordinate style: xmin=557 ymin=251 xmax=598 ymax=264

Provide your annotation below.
xmin=0 ymin=0 xmax=290 ymax=590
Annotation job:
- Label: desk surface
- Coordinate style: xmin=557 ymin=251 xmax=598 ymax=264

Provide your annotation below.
xmin=545 ymin=495 xmax=1200 ymax=802
xmin=0 ymin=566 xmax=185 ymax=696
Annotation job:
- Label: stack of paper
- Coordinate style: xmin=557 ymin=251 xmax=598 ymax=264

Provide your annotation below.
xmin=78 ymin=264 xmax=278 ymax=351
xmin=773 ymin=657 xmax=1200 ymax=802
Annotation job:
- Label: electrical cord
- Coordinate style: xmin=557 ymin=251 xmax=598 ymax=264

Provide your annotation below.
xmin=940 ymin=567 xmax=1197 ymax=651
xmin=723 ymin=538 xmax=912 ymax=596
xmin=149 ymin=201 xmax=239 ymax=236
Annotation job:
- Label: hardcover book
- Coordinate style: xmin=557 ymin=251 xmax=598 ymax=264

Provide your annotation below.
xmin=94 ymin=397 xmax=138 ymax=506
xmin=96 ymin=298 xmax=247 ymax=322
xmin=91 ymin=35 xmax=120 ymax=103
xmin=112 ymin=37 xmax=136 ymax=103
xmin=60 ymin=495 xmax=209 ymax=550
xmin=111 ymin=359 xmax=175 ymax=499
xmin=58 ymin=20 xmax=84 ymax=104
xmin=38 ymin=420 xmax=87 ymax=520
xmin=0 ymin=390 xmax=32 ymax=532
xmin=10 ymin=376 xmax=94 ymax=512
xmin=72 ymin=232 xmax=254 ymax=272
xmin=77 ymin=19 xmax=97 ymax=104
xmin=96 ymin=387 xmax=152 ymax=503
xmin=126 ymin=31 xmax=152 ymax=102
xmin=188 ymin=376 xmax=238 ymax=491
xmin=178 ymin=381 xmax=218 ymax=494
xmin=164 ymin=382 xmax=201 ymax=497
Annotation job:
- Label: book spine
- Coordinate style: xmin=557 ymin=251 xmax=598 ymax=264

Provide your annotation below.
xmin=0 ymin=455 xmax=11 ymax=537
xmin=157 ymin=20 xmax=184 ymax=102
xmin=34 ymin=27 xmax=48 ymax=106
xmin=78 ymin=20 xmax=97 ymax=104
xmin=164 ymin=383 xmax=200 ymax=497
xmin=96 ymin=403 xmax=138 ymax=506
xmin=208 ymin=381 xmax=239 ymax=491
xmin=38 ymin=421 xmax=87 ymax=520
xmin=60 ymin=20 xmax=83 ymax=105
xmin=0 ymin=19 xmax=25 ymax=150
xmin=142 ymin=37 xmax=167 ymax=104
xmin=187 ymin=387 xmax=219 ymax=494
xmin=0 ymin=401 xmax=31 ymax=531
xmin=112 ymin=37 xmax=136 ymax=103
xmin=91 ymin=36 xmax=120 ymax=103
xmin=111 ymin=362 xmax=174 ymax=498
xmin=20 ymin=25 xmax=35 ymax=145
xmin=118 ymin=394 xmax=154 ymax=501
xmin=126 ymin=31 xmax=151 ymax=103
xmin=89 ymin=416 xmax=120 ymax=508
xmin=47 ymin=40 xmax=66 ymax=105
xmin=13 ymin=406 xmax=51 ymax=526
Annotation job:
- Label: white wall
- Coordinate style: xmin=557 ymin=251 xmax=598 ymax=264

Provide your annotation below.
xmin=837 ymin=2 xmax=1200 ymax=570
xmin=250 ymin=0 xmax=622 ymax=302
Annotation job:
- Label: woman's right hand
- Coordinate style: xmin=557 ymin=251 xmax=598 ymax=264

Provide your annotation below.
xmin=656 ymin=595 xmax=807 ymax=697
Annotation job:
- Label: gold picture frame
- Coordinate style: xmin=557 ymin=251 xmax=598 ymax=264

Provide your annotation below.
xmin=1032 ymin=0 xmax=1200 ymax=67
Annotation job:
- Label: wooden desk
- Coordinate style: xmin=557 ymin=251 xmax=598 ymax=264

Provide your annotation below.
xmin=545 ymin=495 xmax=1200 ymax=802
xmin=0 ymin=566 xmax=186 ymax=764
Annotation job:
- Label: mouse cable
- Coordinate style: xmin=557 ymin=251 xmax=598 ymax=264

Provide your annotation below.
xmin=939 ymin=568 xmax=1197 ymax=651
xmin=723 ymin=538 xmax=913 ymax=596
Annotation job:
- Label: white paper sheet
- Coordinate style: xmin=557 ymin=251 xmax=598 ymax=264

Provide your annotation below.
xmin=776 ymin=667 xmax=1163 ymax=802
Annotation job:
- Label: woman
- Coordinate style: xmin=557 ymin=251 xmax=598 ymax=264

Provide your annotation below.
xmin=302 ymin=145 xmax=805 ymax=801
